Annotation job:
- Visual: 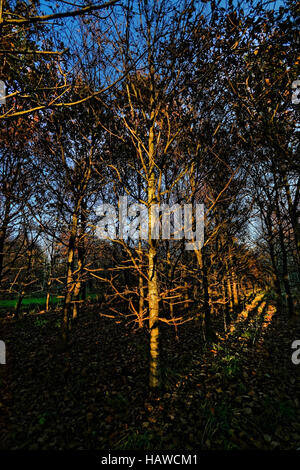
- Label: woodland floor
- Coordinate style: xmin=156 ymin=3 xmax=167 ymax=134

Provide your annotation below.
xmin=0 ymin=292 xmax=300 ymax=450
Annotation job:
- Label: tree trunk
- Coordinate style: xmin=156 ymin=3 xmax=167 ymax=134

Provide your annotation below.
xmin=223 ymin=277 xmax=231 ymax=329
xmin=148 ymin=203 xmax=159 ymax=388
xmin=62 ymin=211 xmax=78 ymax=343
xmin=273 ymin=178 xmax=295 ymax=316
xmin=195 ymin=248 xmax=213 ymax=341
xmin=137 ymin=239 xmax=145 ymax=327
xmin=226 ymin=271 xmax=233 ymax=320
xmin=0 ymin=197 xmax=11 ymax=285
xmin=15 ymin=292 xmax=24 ymax=319
xmin=281 ymin=169 xmax=300 ymax=270
xmin=147 ymin=91 xmax=160 ymax=388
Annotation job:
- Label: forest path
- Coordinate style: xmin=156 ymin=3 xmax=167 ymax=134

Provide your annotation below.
xmin=150 ymin=292 xmax=300 ymax=449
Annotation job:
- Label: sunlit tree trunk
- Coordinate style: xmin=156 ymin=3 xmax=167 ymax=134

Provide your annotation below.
xmin=138 ymin=240 xmax=145 ymax=327
xmin=195 ymin=248 xmax=213 ymax=341
xmin=62 ymin=211 xmax=78 ymax=343
xmin=223 ymin=277 xmax=231 ymax=329
xmin=226 ymin=266 xmax=233 ymax=321
xmin=148 ymin=171 xmax=160 ymax=388
xmin=231 ymin=269 xmax=239 ymax=308
xmin=166 ymin=247 xmax=174 ymax=319
xmin=72 ymin=203 xmax=86 ymax=320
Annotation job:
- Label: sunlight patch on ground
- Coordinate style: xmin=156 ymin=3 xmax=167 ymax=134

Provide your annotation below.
xmin=226 ymin=292 xmax=265 ymax=338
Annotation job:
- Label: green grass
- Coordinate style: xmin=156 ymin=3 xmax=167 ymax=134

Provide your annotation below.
xmin=114 ymin=429 xmax=156 ymax=450
xmin=0 ymin=293 xmax=98 ymax=310
xmin=0 ymin=296 xmax=61 ymax=309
